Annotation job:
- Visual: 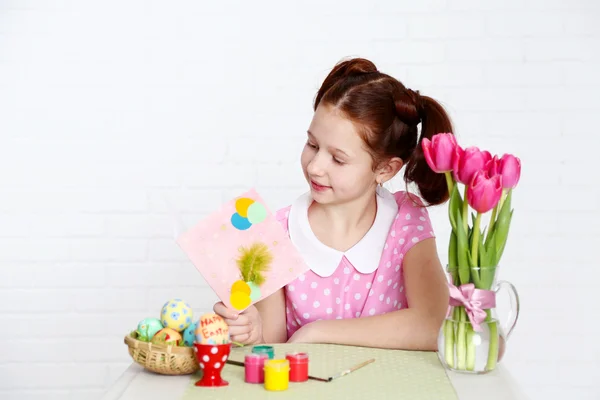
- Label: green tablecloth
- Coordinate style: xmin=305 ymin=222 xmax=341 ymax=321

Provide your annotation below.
xmin=181 ymin=343 xmax=459 ymax=399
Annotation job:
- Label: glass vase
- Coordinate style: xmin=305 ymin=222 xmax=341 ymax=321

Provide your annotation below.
xmin=437 ymin=266 xmax=520 ymax=374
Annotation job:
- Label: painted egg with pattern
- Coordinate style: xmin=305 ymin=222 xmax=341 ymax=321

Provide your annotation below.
xmin=151 ymin=328 xmax=182 ymax=345
xmin=160 ymin=298 xmax=193 ymax=332
xmin=182 ymin=321 xmax=197 ymax=347
xmin=136 ymin=317 xmax=164 ymax=341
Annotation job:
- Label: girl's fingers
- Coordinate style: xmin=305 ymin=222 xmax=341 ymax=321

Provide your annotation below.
xmin=223 ymin=314 xmax=250 ymax=327
xmin=213 ymin=302 xmax=239 ymax=320
xmin=228 ymin=324 xmax=252 ymax=337
xmin=230 ymin=333 xmax=250 ymax=344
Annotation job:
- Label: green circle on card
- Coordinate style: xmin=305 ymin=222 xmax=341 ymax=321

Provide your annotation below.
xmin=247 ymin=281 xmax=262 ymax=301
xmin=246 ymin=202 xmax=267 ymax=224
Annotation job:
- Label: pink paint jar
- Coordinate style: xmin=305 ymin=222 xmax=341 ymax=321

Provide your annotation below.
xmin=286 ymin=352 xmax=309 ymax=382
xmin=245 ymin=353 xmax=269 ymax=383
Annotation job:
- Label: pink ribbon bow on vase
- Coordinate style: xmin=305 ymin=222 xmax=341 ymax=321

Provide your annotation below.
xmin=447 ymin=281 xmax=496 ymax=332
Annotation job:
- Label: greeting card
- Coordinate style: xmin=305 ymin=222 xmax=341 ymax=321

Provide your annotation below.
xmin=176 ymin=188 xmax=309 ymax=311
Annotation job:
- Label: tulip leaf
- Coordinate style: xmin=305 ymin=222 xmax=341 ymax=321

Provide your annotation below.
xmin=448 ymin=231 xmax=458 ymax=283
xmin=466 ymin=234 xmax=479 ymax=284
xmin=477 ymin=234 xmax=490 ymax=289
xmin=494 ymin=190 xmax=513 ymax=258
xmin=449 ymin=184 xmax=462 ymax=233
xmin=467 ymin=225 xmax=473 ymax=252
xmin=448 ymin=231 xmax=458 ymax=268
xmin=475 ymin=236 xmax=496 ymax=290
xmin=455 ymin=209 xmax=470 ymax=285
xmin=485 ymin=226 xmax=497 ymax=255
xmin=494 ymin=209 xmax=513 ymax=265
xmin=484 ymin=215 xmax=497 ymax=250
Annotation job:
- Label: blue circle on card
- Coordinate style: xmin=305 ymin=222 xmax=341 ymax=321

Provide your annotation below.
xmin=231 ymin=213 xmax=252 ymax=230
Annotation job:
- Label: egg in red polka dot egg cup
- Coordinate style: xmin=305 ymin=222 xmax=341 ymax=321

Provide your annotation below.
xmin=193 ymin=312 xmax=232 ymax=387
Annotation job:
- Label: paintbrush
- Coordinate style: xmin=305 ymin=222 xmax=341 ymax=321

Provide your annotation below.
xmin=326 ymin=358 xmax=375 ymax=381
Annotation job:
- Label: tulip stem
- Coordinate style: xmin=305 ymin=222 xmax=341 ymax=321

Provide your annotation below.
xmin=443 ymin=319 xmax=455 ymax=368
xmin=456 ymin=307 xmax=467 ymax=370
xmin=466 ymin=322 xmax=476 ymax=371
xmin=444 ymin=171 xmax=454 ymax=196
xmin=486 ymin=310 xmax=499 ymax=371
xmin=498 ymin=189 xmax=507 ymax=211
xmin=471 ymin=213 xmax=482 ymax=268
xmin=462 ymin=186 xmax=468 ymax=232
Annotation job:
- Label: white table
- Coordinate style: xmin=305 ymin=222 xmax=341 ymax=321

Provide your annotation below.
xmin=102 ymin=362 xmax=530 ymax=400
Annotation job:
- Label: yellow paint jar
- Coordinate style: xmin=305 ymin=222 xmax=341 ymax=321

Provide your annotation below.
xmin=263 ymin=359 xmax=290 ymax=391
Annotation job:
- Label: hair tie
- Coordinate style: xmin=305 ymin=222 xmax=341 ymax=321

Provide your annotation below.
xmin=407 ymin=89 xmax=425 ymax=123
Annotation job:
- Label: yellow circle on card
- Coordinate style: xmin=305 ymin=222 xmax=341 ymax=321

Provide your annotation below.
xmin=231 ymin=280 xmax=251 ymax=296
xmin=230 ymin=291 xmax=252 ymax=310
xmin=235 ymin=197 xmax=255 ymax=218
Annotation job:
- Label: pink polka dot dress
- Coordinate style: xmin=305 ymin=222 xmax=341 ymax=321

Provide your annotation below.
xmin=275 ymin=186 xmax=435 ymax=339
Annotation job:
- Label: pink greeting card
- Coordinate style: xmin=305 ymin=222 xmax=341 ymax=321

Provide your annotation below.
xmin=176 ymin=188 xmax=309 ymax=312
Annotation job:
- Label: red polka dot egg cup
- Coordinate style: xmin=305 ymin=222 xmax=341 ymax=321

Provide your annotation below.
xmin=193 ymin=342 xmax=232 ymax=387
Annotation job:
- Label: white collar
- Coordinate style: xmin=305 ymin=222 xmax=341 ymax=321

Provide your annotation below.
xmin=287 ymin=186 xmax=399 ymax=277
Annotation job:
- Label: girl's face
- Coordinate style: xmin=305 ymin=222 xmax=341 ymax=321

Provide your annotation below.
xmin=301 ymin=103 xmax=378 ymax=205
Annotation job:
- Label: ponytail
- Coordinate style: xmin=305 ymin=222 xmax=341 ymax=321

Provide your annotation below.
xmin=403 ymin=95 xmax=454 ymax=206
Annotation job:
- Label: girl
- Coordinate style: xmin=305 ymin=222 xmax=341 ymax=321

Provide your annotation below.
xmin=214 ymin=57 xmax=451 ymax=351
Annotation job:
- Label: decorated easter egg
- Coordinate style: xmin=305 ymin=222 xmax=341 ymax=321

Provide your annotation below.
xmin=151 ymin=328 xmax=182 ymax=345
xmin=182 ymin=321 xmax=197 ymax=347
xmin=194 ymin=313 xmax=230 ymax=344
xmin=160 ymin=298 xmax=193 ymax=332
xmin=136 ymin=317 xmax=164 ymax=341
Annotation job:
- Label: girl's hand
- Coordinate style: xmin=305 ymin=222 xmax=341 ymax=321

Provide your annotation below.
xmin=213 ymin=302 xmax=264 ymax=345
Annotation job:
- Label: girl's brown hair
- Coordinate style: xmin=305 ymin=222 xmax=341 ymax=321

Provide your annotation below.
xmin=314 ymin=57 xmax=454 ymax=206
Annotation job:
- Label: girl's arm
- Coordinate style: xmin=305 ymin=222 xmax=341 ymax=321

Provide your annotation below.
xmin=289 ymin=238 xmax=449 ymax=351
xmin=255 ymin=288 xmax=288 ymax=344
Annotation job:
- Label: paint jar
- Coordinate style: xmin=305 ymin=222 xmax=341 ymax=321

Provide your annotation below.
xmin=244 ymin=353 xmax=269 ymax=384
xmin=251 ymin=345 xmax=274 ymax=359
xmin=263 ymin=359 xmax=290 ymax=391
xmin=286 ymin=352 xmax=309 ymax=382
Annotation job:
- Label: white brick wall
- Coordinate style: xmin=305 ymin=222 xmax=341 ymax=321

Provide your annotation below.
xmin=0 ymin=1 xmax=598 ymax=399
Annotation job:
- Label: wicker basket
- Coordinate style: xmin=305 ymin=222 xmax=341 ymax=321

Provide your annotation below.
xmin=124 ymin=331 xmax=199 ymax=375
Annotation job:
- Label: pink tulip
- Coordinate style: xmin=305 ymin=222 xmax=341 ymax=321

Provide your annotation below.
xmin=421 ymin=133 xmax=457 ymax=173
xmin=497 ymin=154 xmax=521 ymax=189
xmin=487 ymin=155 xmax=500 ymax=177
xmin=453 ymin=146 xmax=492 ymax=185
xmin=466 ymin=170 xmax=503 ymax=214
